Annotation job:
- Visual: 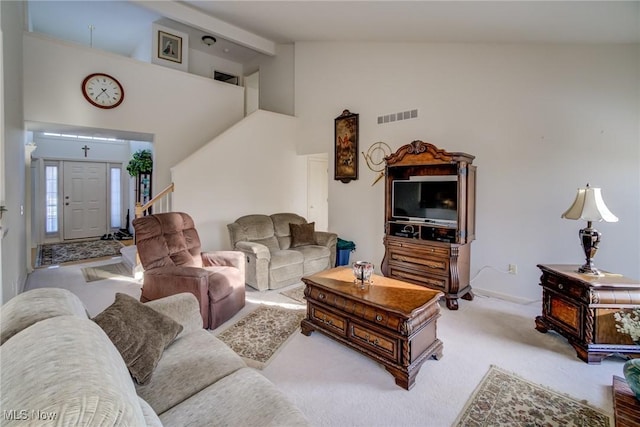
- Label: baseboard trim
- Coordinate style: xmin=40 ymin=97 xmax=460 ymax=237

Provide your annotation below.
xmin=473 ymin=287 xmax=539 ymax=305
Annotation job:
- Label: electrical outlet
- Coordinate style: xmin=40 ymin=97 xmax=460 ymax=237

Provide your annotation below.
xmin=508 ymin=264 xmax=518 ymax=275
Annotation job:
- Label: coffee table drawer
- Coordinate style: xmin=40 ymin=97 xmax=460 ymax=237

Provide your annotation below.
xmin=308 ymin=304 xmax=347 ymax=337
xmin=349 ymin=320 xmax=399 ymax=362
xmin=308 ymin=285 xmax=405 ymax=332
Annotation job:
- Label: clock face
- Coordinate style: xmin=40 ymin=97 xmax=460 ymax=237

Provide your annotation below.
xmin=82 ymin=73 xmax=124 ymax=109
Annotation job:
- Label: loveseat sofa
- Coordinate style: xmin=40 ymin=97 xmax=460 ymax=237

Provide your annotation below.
xmin=227 ymin=213 xmax=337 ymax=291
xmin=0 ymin=288 xmax=309 ymax=426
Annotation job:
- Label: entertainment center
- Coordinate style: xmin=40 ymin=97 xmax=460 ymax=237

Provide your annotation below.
xmin=381 ymin=140 xmax=476 ymax=310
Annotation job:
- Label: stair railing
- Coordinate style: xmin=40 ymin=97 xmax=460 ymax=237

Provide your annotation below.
xmin=135 ymin=182 xmax=175 ymax=218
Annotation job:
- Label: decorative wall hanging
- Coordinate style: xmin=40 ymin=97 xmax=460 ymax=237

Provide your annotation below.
xmin=334 ymin=109 xmax=359 ymax=183
xmin=158 ymin=30 xmax=182 ymax=63
xmin=362 ymin=141 xmax=391 ymax=186
xmin=152 ymin=23 xmax=189 ymax=72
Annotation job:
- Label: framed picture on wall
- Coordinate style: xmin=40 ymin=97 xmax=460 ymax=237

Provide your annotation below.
xmin=157 ymin=30 xmax=182 ymax=63
xmin=334 ymin=109 xmax=359 ymax=183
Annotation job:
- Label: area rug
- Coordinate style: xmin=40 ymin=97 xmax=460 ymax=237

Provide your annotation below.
xmin=280 ymin=285 xmax=306 ymax=304
xmin=35 ymin=240 xmax=124 ymax=267
xmin=215 ymin=305 xmax=306 ymax=369
xmin=81 ymin=262 xmax=133 ymax=282
xmin=454 ymin=365 xmax=611 ymax=427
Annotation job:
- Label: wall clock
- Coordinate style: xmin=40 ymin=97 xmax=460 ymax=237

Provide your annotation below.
xmin=81 ymin=73 xmax=124 ymax=109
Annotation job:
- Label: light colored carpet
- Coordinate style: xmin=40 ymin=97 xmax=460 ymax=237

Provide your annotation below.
xmin=215 ymin=304 xmax=306 ymax=369
xmin=81 ymin=262 xmax=133 ymax=282
xmin=454 ymin=365 xmax=611 ymax=426
xmin=280 ymin=285 xmax=306 ymax=304
xmin=23 ymin=270 xmax=622 ymax=426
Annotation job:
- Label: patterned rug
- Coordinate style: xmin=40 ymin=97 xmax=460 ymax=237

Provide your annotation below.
xmin=81 ymin=262 xmax=133 ymax=282
xmin=35 ymin=240 xmax=124 ymax=267
xmin=215 ymin=305 xmax=306 ymax=369
xmin=280 ymin=285 xmax=306 ymax=304
xmin=454 ymin=365 xmax=611 ymax=426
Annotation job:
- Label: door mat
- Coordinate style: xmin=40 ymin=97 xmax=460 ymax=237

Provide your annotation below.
xmin=215 ymin=305 xmax=306 ymax=369
xmin=81 ymin=262 xmax=133 ymax=283
xmin=454 ymin=365 xmax=611 ymax=426
xmin=35 ymin=240 xmax=124 ymax=267
xmin=280 ymin=285 xmax=306 ymax=304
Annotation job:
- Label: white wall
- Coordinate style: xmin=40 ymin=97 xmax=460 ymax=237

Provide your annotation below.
xmin=23 ymin=33 xmax=245 ymax=193
xmin=31 ymin=135 xmax=130 ymax=161
xmin=1 ymin=1 xmax=26 ymax=304
xmin=295 ymin=42 xmax=640 ymax=302
xmin=171 ymin=110 xmax=306 ymax=252
xmin=246 ymin=44 xmax=295 ymax=116
xmin=189 ymin=48 xmax=243 ymax=82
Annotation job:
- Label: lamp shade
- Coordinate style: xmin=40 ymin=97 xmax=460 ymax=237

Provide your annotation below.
xmin=561 ymin=185 xmax=618 ymax=223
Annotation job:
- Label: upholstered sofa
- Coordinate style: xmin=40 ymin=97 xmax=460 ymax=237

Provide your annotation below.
xmin=0 ymin=288 xmax=309 ymax=426
xmin=227 ymin=213 xmax=337 ymax=291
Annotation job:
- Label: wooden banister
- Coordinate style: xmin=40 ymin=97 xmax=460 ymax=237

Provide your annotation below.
xmin=135 ymin=182 xmax=175 ymax=218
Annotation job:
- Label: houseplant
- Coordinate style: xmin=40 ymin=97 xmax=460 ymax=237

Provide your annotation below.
xmin=126 ymin=149 xmax=153 ymax=177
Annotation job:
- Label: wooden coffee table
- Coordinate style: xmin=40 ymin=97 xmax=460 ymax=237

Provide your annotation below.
xmin=301 ymin=267 xmax=443 ymax=390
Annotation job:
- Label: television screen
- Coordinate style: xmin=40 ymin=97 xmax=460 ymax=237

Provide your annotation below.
xmin=392 ymin=177 xmax=458 ymax=224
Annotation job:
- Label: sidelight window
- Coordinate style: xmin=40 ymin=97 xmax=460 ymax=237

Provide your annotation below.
xmin=45 ymin=165 xmax=58 ymax=233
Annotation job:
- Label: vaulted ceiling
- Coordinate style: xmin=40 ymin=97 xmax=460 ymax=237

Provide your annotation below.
xmin=28 ymin=1 xmax=640 ymax=65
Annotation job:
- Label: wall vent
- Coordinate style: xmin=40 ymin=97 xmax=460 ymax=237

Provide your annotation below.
xmin=377 ymin=109 xmax=418 ymax=125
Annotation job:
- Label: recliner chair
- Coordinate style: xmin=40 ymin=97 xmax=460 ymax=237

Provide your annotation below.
xmin=133 ymin=212 xmax=245 ymax=329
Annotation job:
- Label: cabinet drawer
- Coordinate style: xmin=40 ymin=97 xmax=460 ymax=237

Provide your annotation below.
xmin=349 ymin=320 xmax=399 ymax=362
xmin=544 ymin=273 xmax=587 ymax=302
xmin=387 ymin=240 xmax=450 ymax=258
xmin=389 ymin=248 xmax=449 ymax=275
xmin=388 ymin=264 xmax=448 ymax=290
xmin=309 ymin=305 xmax=347 ymax=337
xmin=545 ymin=292 xmax=581 ymax=336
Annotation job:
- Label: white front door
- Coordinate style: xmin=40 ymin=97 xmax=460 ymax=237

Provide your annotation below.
xmin=63 ymin=161 xmax=107 ymax=240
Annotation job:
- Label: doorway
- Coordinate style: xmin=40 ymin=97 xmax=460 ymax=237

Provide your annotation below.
xmin=307 ymin=154 xmax=329 ymax=231
xmin=245 ymin=71 xmax=259 ymax=116
xmin=63 ymin=161 xmax=107 ymax=240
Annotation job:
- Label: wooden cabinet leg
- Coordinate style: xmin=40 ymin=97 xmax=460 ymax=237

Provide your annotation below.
xmin=462 ymin=290 xmax=474 ymax=301
xmin=300 ymin=319 xmax=314 ymax=336
xmin=446 ymin=298 xmax=459 ymax=310
xmin=534 ymin=316 xmax=549 ymax=333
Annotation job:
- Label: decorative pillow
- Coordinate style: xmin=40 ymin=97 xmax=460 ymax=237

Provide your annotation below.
xmin=290 ymin=222 xmax=317 ymax=248
xmin=93 ymin=293 xmax=183 ymax=385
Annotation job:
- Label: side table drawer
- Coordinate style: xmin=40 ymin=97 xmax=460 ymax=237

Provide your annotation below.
xmin=349 ymin=320 xmax=399 ymax=362
xmin=308 ymin=304 xmax=347 ymax=337
xmin=544 ymin=273 xmax=587 ymax=302
xmin=545 ymin=292 xmax=581 ymax=336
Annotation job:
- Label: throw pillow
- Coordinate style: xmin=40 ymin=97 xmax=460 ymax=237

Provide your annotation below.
xmin=93 ymin=293 xmax=183 ymax=385
xmin=290 ymin=222 xmax=317 ymax=248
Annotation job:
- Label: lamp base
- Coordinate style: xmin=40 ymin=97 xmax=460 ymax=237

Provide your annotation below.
xmin=578 ymin=264 xmax=603 ymax=276
xmin=578 ymin=224 xmax=602 ymax=276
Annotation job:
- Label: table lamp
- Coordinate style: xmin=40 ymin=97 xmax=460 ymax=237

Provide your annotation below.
xmin=561 ymin=183 xmax=618 ymax=275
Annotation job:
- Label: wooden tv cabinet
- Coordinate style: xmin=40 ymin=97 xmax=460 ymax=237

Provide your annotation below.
xmin=535 ymin=264 xmax=640 ymax=364
xmin=381 ymin=141 xmax=476 ymax=310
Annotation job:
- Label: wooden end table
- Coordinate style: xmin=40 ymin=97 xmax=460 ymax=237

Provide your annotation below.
xmin=535 ymin=264 xmax=640 ymax=364
xmin=301 ymin=267 xmax=443 ymax=390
